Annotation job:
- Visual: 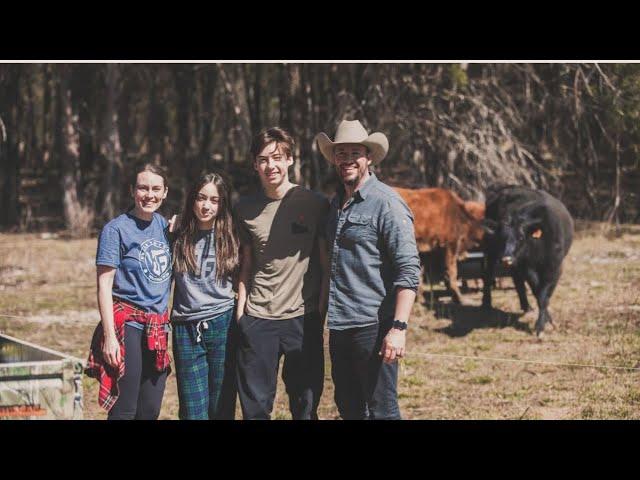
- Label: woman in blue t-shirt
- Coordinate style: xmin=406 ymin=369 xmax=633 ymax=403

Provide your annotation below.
xmin=86 ymin=162 xmax=173 ymax=420
xmin=170 ymin=172 xmax=240 ymax=420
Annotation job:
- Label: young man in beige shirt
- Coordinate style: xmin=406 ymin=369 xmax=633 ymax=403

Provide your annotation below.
xmin=234 ymin=127 xmax=329 ymax=420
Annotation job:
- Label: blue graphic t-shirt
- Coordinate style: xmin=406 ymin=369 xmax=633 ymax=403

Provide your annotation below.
xmin=96 ymin=212 xmax=172 ymax=314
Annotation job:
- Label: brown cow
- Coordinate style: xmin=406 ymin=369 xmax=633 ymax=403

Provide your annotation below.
xmin=394 ymin=187 xmax=485 ymax=304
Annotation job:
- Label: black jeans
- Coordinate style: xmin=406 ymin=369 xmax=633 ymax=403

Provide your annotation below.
xmin=216 ymin=317 xmax=239 ymax=419
xmin=107 ymin=324 xmax=168 ymax=420
xmin=236 ymin=312 xmax=324 ymax=420
xmin=329 ymin=323 xmax=401 ymax=420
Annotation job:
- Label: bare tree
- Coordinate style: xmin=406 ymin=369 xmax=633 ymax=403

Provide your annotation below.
xmin=217 ymin=63 xmax=252 ymax=164
xmin=99 ymin=64 xmax=123 ymax=222
xmin=0 ymin=65 xmax=21 ymax=227
xmin=2 ymin=63 xmax=640 ymax=232
xmin=58 ymin=64 xmax=93 ymax=237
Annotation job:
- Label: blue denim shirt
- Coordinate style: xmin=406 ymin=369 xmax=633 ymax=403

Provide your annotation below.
xmin=326 ymin=172 xmax=421 ymax=330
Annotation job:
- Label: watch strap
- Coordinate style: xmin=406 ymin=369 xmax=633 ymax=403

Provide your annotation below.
xmin=392 ymin=319 xmax=408 ymax=331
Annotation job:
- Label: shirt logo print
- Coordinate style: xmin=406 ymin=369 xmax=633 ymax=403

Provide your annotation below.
xmin=201 ymin=259 xmax=216 ymax=278
xmin=139 ymin=239 xmax=171 ymax=283
xmin=291 ymin=214 xmax=309 ymax=234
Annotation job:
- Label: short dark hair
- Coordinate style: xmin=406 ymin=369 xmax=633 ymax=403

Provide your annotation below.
xmin=250 ymin=127 xmax=295 ymax=161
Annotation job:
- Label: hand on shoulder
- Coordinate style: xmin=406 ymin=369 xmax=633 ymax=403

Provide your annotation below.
xmin=168 ymin=214 xmax=179 ymax=233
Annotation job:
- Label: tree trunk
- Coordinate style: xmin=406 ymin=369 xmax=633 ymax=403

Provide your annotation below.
xmin=199 ymin=67 xmax=217 ymax=165
xmin=42 ymin=64 xmax=53 ymax=166
xmin=174 ymin=66 xmax=194 ymax=159
xmin=245 ymin=64 xmax=259 ymax=132
xmin=58 ymin=64 xmax=92 ymax=237
xmin=25 ymin=67 xmax=37 ymax=169
xmin=232 ymin=64 xmax=252 ymax=163
xmin=281 ymin=64 xmax=302 ymax=184
xmin=99 ymin=64 xmax=123 ymax=222
xmin=309 ymin=65 xmax=325 ymax=189
xmin=278 ymin=64 xmax=290 ymax=130
xmin=217 ymin=64 xmax=252 ymax=164
xmin=146 ymin=67 xmax=167 ymax=163
xmin=604 ymin=132 xmax=621 ymax=231
xmin=0 ymin=65 xmax=21 ymax=227
xmin=118 ymin=68 xmax=133 ymax=159
xmin=74 ymin=65 xmax=96 ymax=203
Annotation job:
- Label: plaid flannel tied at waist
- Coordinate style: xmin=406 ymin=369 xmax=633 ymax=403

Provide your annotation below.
xmin=85 ymin=299 xmax=171 ymax=411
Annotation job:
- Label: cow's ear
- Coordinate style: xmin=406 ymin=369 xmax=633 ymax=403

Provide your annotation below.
xmin=482 ymin=218 xmax=498 ymax=235
xmin=522 ymin=218 xmax=543 ymax=236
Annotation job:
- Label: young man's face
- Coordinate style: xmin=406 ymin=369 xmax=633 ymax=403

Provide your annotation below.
xmin=254 ymin=142 xmax=293 ymax=188
xmin=333 ymin=143 xmax=371 ymax=187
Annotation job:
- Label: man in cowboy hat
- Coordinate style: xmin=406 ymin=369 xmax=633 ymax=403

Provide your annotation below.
xmin=315 ymin=119 xmax=421 ymax=420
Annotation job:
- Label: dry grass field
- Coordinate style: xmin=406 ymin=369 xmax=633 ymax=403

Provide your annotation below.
xmin=1 ymin=221 xmax=639 ymax=420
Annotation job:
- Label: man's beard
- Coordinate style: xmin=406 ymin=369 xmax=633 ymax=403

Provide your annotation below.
xmin=343 ymin=177 xmax=357 ymax=186
xmin=340 ymin=169 xmax=363 ymax=187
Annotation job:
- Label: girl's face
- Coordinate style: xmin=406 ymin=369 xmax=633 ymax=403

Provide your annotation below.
xmin=131 ymin=171 xmax=167 ymax=216
xmin=193 ymin=182 xmax=220 ymax=229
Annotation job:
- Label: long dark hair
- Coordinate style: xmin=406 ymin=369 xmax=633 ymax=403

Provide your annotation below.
xmin=172 ymin=172 xmax=239 ymax=284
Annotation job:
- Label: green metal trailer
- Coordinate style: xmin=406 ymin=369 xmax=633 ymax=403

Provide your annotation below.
xmin=0 ymin=333 xmax=84 ymax=420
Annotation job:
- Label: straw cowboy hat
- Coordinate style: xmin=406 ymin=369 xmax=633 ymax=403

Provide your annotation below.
xmin=315 ymin=120 xmax=389 ymax=165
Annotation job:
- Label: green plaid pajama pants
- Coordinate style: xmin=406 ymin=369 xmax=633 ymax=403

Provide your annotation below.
xmin=172 ymin=308 xmax=236 ymax=419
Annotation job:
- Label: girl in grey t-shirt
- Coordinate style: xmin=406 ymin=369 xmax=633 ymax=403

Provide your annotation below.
xmin=170 ymin=172 xmax=240 ymax=420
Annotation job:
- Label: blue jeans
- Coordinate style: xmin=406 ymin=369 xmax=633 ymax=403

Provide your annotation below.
xmin=329 ymin=323 xmax=401 ymax=420
xmin=172 ymin=309 xmax=237 ymax=420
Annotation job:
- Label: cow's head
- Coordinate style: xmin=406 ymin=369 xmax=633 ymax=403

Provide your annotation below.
xmin=485 ymin=204 xmax=545 ymax=267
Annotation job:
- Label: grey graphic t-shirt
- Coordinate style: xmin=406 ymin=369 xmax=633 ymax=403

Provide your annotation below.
xmin=171 ymin=229 xmax=235 ymax=322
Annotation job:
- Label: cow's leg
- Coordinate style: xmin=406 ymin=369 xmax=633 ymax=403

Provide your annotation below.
xmin=445 ymin=245 xmax=463 ymax=304
xmin=512 ymin=268 xmax=532 ymax=312
xmin=532 ymin=270 xmax=560 ymax=337
xmin=524 ymin=267 xmax=540 ymax=295
xmin=420 ymin=260 xmax=432 ymax=308
xmin=420 ymin=253 xmax=428 ymax=283
xmin=545 ymin=278 xmax=560 ymax=327
xmin=482 ymin=251 xmax=497 ymax=309
xmin=420 ymin=252 xmax=435 ymax=308
xmin=546 ymin=264 xmax=563 ymax=326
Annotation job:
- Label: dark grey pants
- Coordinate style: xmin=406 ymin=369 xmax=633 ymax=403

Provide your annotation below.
xmin=108 ymin=324 xmax=168 ymax=420
xmin=236 ymin=312 xmax=324 ymax=420
xmin=329 ymin=323 xmax=401 ymax=420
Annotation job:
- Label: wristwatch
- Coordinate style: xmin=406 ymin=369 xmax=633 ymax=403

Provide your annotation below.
xmin=392 ymin=320 xmax=408 ymax=331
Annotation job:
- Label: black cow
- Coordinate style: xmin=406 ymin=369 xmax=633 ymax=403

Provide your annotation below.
xmin=481 ymin=185 xmax=574 ymax=337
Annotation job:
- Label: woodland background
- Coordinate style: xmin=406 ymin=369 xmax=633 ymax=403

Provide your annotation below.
xmin=1 ymin=63 xmax=639 ymax=236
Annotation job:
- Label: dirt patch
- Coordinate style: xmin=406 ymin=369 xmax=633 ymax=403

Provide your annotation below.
xmin=0 ymin=310 xmax=100 ymax=325
xmin=1 ymin=227 xmax=639 ymax=420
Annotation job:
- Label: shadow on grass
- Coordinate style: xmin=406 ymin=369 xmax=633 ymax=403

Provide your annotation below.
xmin=420 ymin=282 xmax=515 ymax=310
xmin=421 ymin=292 xmax=531 ymax=338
